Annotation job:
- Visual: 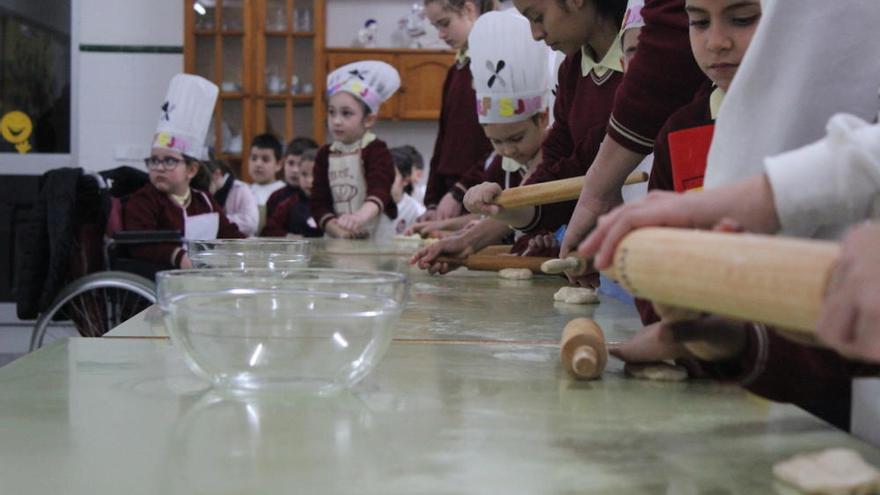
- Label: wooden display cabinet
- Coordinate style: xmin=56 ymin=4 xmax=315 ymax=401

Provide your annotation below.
xmin=184 ymin=0 xmax=325 ymax=181
xmin=325 ymin=48 xmax=454 ymax=122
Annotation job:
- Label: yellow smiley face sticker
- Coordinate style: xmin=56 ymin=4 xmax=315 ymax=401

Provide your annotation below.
xmin=1 ymin=111 xmax=34 ymax=153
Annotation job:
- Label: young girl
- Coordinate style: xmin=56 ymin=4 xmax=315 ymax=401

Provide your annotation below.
xmin=310 ymin=61 xmax=400 ymax=240
xmin=412 ymin=10 xmax=553 ymax=273
xmin=124 ymin=74 xmax=243 ymax=269
xmin=419 ymin=0 xmax=496 ymax=221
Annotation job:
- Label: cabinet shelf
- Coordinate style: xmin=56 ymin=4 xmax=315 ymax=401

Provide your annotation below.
xmin=185 ymin=0 xmax=326 ymax=182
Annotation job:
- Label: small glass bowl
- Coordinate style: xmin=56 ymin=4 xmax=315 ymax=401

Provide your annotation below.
xmin=187 ymin=238 xmax=311 ymax=270
xmin=157 ymin=269 xmax=407 ymax=393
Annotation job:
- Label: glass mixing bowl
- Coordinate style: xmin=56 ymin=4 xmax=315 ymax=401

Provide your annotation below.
xmin=157 ymin=269 xmax=407 ymax=393
xmin=186 ymin=239 xmax=311 ymax=270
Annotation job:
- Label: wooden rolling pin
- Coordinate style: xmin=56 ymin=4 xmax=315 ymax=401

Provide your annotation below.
xmin=476 ymin=245 xmax=513 ymax=256
xmin=560 ymin=318 xmax=607 ymax=380
xmin=435 ymin=253 xmax=554 ymax=272
xmin=603 ymin=227 xmax=840 ymax=334
xmin=541 ymin=256 xmax=593 ymax=276
xmin=496 ymin=171 xmax=649 ymax=209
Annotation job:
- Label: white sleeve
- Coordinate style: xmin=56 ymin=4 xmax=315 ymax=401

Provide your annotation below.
xmin=764 ymin=113 xmax=880 ymax=238
xmin=226 ymin=182 xmax=260 ymax=237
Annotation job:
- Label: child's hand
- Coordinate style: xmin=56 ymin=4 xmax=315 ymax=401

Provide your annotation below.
xmin=609 ymin=316 xmax=747 ymax=364
xmin=410 ymin=235 xmax=475 ymax=275
xmin=818 ymin=222 xmax=880 ymax=362
xmin=463 ymin=182 xmax=503 ymax=216
xmin=416 ymin=209 xmax=438 ymax=223
xmin=179 ymin=254 xmax=194 ymax=269
xmin=336 ymin=213 xmax=363 ymax=233
xmin=436 ymin=192 xmax=463 ymax=220
xmin=324 ymin=220 xmax=355 ymax=239
xmin=522 ymin=233 xmax=559 ymax=257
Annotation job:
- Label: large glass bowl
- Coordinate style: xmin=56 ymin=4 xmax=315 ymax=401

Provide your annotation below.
xmin=157 ymin=269 xmax=408 ymax=393
xmin=186 ymin=239 xmax=311 ymax=270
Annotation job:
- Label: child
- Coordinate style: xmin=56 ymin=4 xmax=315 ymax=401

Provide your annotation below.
xmin=389 ymin=146 xmax=427 ymax=235
xmin=412 ymin=10 xmax=555 ymax=273
xmin=281 ymin=136 xmax=319 ymax=190
xmin=262 ymin=149 xmax=322 ymax=238
xmin=206 ymin=159 xmax=259 ymax=237
xmin=454 ymin=1 xmax=629 ymax=244
xmin=419 ymin=0 xmax=496 ymax=221
xmin=247 ymin=133 xmax=285 ymax=206
xmin=124 ymin=74 xmax=244 ymax=269
xmin=311 ymin=60 xmax=400 ymax=240
xmin=264 ymin=136 xmax=318 ymax=229
xmin=625 ymin=0 xmax=760 ymax=324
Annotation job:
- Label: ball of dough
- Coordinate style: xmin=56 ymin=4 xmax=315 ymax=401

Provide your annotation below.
xmin=624 ymin=362 xmax=688 ymax=382
xmin=498 ymin=268 xmax=533 ymax=280
xmin=553 ymin=287 xmax=599 ymax=304
xmin=773 ymin=448 xmax=880 ymax=495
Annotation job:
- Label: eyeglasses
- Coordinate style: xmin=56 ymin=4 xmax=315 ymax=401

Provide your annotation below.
xmin=144 ymin=156 xmax=185 ymax=171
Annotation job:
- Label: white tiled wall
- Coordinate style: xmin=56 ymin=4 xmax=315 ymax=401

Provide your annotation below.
xmin=77 ymin=53 xmax=183 ymax=169
xmin=76 ymin=0 xmax=184 ymax=171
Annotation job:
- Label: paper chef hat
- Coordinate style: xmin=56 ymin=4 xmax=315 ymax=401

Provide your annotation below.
xmin=151 ymin=74 xmax=218 ymax=161
xmin=469 ymin=11 xmax=552 ymax=124
xmin=326 ymin=61 xmax=401 ymax=114
xmin=622 ymin=0 xmax=646 ymax=33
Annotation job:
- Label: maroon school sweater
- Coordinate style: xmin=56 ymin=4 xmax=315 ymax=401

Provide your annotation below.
xmin=608 ymin=0 xmax=709 ymax=155
xmin=636 ymin=82 xmax=715 ymax=325
xmin=311 ymin=138 xmax=397 ymax=230
xmin=123 ymin=183 xmax=244 ymax=267
xmin=519 ymin=52 xmax=622 ymax=233
xmin=702 ymin=324 xmax=880 ymax=431
xmin=424 ymin=60 xmax=494 ymax=208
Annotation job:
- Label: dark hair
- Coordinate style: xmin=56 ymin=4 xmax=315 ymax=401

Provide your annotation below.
xmin=556 ymin=0 xmax=627 ymax=25
xmin=284 ymin=136 xmax=319 ymax=157
xmin=190 ymin=161 xmax=213 ymax=192
xmin=390 ymin=145 xmax=425 ymax=195
xmin=299 ymin=148 xmax=318 ymax=164
xmin=203 ymin=159 xmax=236 ymax=178
xmin=424 ymin=0 xmax=498 ymax=14
xmin=250 ymin=133 xmax=283 ymax=161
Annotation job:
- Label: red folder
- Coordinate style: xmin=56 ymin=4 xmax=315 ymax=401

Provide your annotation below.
xmin=667 ymin=124 xmax=715 ymax=193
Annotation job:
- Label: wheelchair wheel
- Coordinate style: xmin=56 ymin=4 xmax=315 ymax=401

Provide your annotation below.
xmin=30 ymin=271 xmax=157 ymax=351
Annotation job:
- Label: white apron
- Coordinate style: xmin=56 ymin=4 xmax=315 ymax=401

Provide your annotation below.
xmin=328 ymin=134 xmax=395 ymax=241
xmin=182 ymin=190 xmax=220 ymax=241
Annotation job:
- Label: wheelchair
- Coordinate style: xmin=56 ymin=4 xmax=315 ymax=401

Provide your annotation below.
xmin=16 ymin=167 xmax=181 ymax=350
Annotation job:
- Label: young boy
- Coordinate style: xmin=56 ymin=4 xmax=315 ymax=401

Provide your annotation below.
xmin=390 ymin=146 xmax=427 ymax=235
xmin=247 ymin=133 xmax=285 ymax=206
xmin=281 ymin=136 xmax=319 ymax=190
xmin=206 ymin=159 xmax=259 ymax=236
xmin=412 ymin=11 xmax=554 ymax=273
xmin=311 ymin=60 xmax=400 ymax=240
xmin=124 ymin=74 xmax=243 ymax=269
xmin=262 ymin=149 xmax=322 ymax=237
xmin=264 ymin=136 xmax=318 ymax=228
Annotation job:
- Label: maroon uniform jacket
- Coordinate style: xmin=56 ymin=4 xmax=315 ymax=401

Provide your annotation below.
xmin=519 ymin=52 xmax=622 ymax=233
xmin=424 ymin=59 xmax=494 ymax=209
xmin=123 ymin=183 xmax=244 ymax=268
xmin=607 ymin=0 xmax=708 ymax=155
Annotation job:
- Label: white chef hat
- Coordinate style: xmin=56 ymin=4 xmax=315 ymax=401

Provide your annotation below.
xmin=622 ymin=0 xmax=645 ymax=33
xmin=326 ymin=60 xmax=401 ymax=114
xmin=151 ymin=74 xmax=218 ymax=161
xmin=468 ymin=11 xmax=552 ymax=125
